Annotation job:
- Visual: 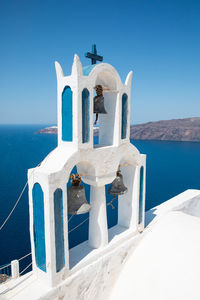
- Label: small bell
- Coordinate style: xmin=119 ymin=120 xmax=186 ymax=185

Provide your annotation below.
xmin=68 ymin=174 xmax=91 ymax=215
xmin=108 ymin=170 xmax=128 ymax=196
xmin=93 ymin=85 xmax=107 ymax=124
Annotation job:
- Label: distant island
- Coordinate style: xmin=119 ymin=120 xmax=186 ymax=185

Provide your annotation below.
xmin=37 ymin=117 xmax=200 ymax=142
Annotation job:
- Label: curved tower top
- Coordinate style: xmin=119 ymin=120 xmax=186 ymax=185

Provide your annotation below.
xmin=55 ymin=54 xmax=133 ymax=149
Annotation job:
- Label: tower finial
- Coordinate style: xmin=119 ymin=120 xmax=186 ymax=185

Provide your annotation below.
xmin=72 ymin=54 xmax=83 ymax=76
xmin=125 ymin=71 xmax=133 ymax=87
xmin=55 ymin=61 xmax=64 ymax=79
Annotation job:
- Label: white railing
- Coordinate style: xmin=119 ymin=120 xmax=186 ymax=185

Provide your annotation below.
xmin=0 ymin=252 xmax=32 ymax=284
xmin=0 ymin=263 xmax=11 ymax=284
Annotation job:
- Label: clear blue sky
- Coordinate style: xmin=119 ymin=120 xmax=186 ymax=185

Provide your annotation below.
xmin=0 ymin=0 xmax=200 ymax=124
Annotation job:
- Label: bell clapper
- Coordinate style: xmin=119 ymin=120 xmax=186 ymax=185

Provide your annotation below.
xmin=106 ymin=195 xmax=117 ymax=209
xmin=94 ymin=113 xmax=98 ymax=125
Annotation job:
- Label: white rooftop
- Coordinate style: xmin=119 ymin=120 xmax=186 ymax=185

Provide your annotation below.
xmin=110 ymin=190 xmax=200 ymax=300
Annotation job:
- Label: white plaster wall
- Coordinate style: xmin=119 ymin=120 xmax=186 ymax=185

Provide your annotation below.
xmin=2 ymin=230 xmax=141 ymax=299
xmin=38 ymin=230 xmax=143 ymax=300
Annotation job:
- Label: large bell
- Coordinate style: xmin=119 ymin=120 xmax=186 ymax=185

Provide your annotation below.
xmin=93 ymin=85 xmax=107 ymax=114
xmin=68 ymin=175 xmax=91 ymax=215
xmin=93 ymin=95 xmax=107 ymax=114
xmin=108 ymin=170 xmax=128 ymax=196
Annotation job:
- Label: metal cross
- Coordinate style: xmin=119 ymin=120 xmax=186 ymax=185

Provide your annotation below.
xmin=85 ymin=44 xmax=103 ymax=65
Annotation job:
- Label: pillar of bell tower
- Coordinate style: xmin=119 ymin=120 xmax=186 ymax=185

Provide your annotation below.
xmin=89 ymin=185 xmax=108 ymax=248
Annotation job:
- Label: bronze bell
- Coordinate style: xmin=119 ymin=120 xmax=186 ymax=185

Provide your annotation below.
xmin=108 ymin=170 xmax=128 ymax=196
xmin=93 ymin=85 xmax=107 ymax=124
xmin=93 ymin=95 xmax=107 ymax=114
xmin=68 ymin=174 xmax=91 ymax=215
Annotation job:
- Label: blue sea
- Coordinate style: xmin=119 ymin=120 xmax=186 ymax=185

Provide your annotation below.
xmin=0 ymin=125 xmax=200 ymax=271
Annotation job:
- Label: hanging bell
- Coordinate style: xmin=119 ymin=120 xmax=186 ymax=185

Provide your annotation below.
xmin=68 ymin=174 xmax=91 ymax=215
xmin=93 ymin=85 xmax=107 ymax=114
xmin=93 ymin=95 xmax=107 ymax=114
xmin=108 ymin=170 xmax=128 ymax=196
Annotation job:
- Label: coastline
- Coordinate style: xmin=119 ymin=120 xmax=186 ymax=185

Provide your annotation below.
xmin=37 ymin=117 xmax=200 ymax=142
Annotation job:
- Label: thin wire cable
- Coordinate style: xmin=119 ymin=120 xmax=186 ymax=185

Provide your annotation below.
xmin=68 ymin=215 xmax=74 ymax=223
xmin=0 ymin=162 xmax=41 ymax=232
xmin=0 ymin=182 xmax=28 ymax=232
xmin=68 ymin=217 xmax=89 ymax=234
xmin=0 ymin=153 xmax=55 ymax=270
xmin=68 ymin=197 xmax=117 ymax=234
xmin=0 ymin=263 xmax=11 ymax=271
xmin=68 ymin=196 xmax=118 ymax=234
xmin=18 ymin=252 xmax=32 ymax=262
xmin=19 ymin=262 xmax=32 ymax=276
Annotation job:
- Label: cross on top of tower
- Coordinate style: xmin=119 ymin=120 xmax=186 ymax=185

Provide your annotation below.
xmin=85 ymin=44 xmax=103 ymax=65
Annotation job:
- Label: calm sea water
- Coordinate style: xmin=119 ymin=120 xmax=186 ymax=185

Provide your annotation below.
xmin=0 ymin=125 xmax=200 ymax=269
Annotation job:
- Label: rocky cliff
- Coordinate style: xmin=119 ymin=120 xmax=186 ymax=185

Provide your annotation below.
xmin=37 ymin=117 xmax=200 ymax=142
xmin=130 ymin=118 xmax=200 ymax=142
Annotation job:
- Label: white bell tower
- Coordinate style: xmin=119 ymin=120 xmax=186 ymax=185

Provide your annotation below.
xmin=28 ymin=52 xmax=146 ymax=290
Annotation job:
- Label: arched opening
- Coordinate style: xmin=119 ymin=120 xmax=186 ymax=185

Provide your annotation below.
xmin=106 ymin=165 xmax=128 ymax=242
xmin=106 ymin=184 xmax=118 ymax=228
xmin=121 ymin=93 xmax=128 ymax=139
xmin=93 ymin=88 xmax=99 ymax=145
xmin=67 ymin=164 xmax=92 ymax=269
xmin=62 ymin=86 xmax=73 ymax=141
xmin=118 ymin=164 xmax=136 ymax=228
xmin=82 ymin=88 xmax=90 ymax=144
xmin=108 ymin=161 xmax=138 ymax=242
xmin=138 ymin=166 xmax=144 ymax=225
xmin=93 ymin=70 xmax=118 ymax=147
xmin=54 ymin=188 xmax=65 ymax=272
xmin=32 ymin=183 xmax=46 ymax=272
